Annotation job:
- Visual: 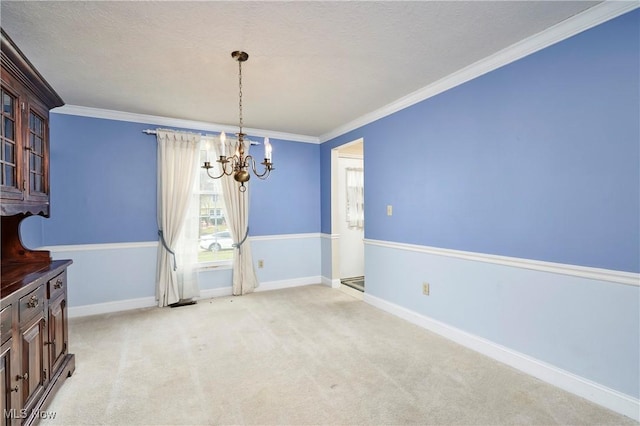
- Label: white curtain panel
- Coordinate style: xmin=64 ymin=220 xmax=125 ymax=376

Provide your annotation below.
xmin=213 ymin=135 xmax=259 ymax=295
xmin=156 ymin=130 xmax=201 ymax=307
xmin=346 ymin=167 xmax=364 ymax=229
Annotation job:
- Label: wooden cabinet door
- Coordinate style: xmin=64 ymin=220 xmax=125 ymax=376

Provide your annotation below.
xmin=47 ymin=295 xmax=66 ymax=374
xmin=1 ymin=338 xmax=20 ymax=426
xmin=19 ymin=315 xmax=45 ymax=411
xmin=1 ymin=340 xmax=12 ymax=425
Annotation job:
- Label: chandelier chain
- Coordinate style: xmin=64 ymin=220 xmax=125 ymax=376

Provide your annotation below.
xmin=238 ymin=58 xmax=243 ymax=135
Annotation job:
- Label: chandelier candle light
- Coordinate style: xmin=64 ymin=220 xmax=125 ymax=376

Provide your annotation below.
xmin=202 ymin=51 xmax=274 ymax=192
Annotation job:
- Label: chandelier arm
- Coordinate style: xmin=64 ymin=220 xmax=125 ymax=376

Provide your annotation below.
xmin=204 ymin=166 xmax=227 ymax=180
xmin=202 ymin=156 xmax=235 ymax=179
xmin=203 ymin=161 xmax=230 ymax=179
xmin=248 ymin=155 xmax=272 ymax=179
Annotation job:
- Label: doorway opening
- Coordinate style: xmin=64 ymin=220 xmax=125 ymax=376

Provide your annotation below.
xmin=332 ymin=139 xmax=364 ymax=294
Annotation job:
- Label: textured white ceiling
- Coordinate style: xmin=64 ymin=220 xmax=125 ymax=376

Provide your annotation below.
xmin=1 ymin=1 xmax=601 ymax=138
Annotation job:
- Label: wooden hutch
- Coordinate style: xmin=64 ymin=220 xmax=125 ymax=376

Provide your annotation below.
xmin=0 ymin=29 xmax=75 ymax=425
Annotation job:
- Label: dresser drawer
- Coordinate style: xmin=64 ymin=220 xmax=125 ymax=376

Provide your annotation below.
xmin=48 ymin=271 xmax=67 ymax=300
xmin=19 ymin=285 xmax=45 ymax=324
xmin=0 ymin=305 xmax=12 ymax=344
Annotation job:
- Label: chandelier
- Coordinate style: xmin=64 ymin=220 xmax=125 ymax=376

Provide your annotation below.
xmin=202 ymin=51 xmax=274 ymax=192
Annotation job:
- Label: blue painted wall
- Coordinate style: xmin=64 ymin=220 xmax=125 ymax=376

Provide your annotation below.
xmin=249 ymin=138 xmax=321 ymax=235
xmin=48 ymin=116 xmax=157 ymax=245
xmin=321 ymin=9 xmax=640 ymax=273
xmin=23 ymin=114 xmax=320 ymax=247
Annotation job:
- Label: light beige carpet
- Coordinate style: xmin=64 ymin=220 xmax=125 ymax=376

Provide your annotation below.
xmin=46 ymin=285 xmax=636 ymax=425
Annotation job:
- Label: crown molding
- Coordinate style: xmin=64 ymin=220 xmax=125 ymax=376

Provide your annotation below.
xmin=319 ymin=1 xmax=639 ymax=143
xmin=52 ymin=104 xmax=320 ymax=144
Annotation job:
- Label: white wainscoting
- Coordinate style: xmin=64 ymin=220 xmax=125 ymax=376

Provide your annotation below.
xmin=363 ymin=239 xmax=640 ymax=421
xmin=320 ymin=233 xmax=339 ymax=286
xmin=44 ymin=233 xmax=323 ymax=318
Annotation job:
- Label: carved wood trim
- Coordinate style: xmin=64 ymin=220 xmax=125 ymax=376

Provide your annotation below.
xmin=0 ymin=29 xmax=63 ymax=109
xmin=1 ymin=215 xmax=51 ymax=267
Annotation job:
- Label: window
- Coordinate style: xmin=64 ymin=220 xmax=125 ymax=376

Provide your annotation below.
xmin=197 ymin=141 xmax=233 ymax=264
xmin=345 ymin=167 xmax=364 ymax=229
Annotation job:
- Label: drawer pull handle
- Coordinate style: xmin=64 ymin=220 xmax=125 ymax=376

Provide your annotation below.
xmin=54 ymin=279 xmax=63 ymax=289
xmin=10 ymin=385 xmax=18 ymax=393
xmin=27 ymin=295 xmax=39 ymax=308
xmin=16 ymin=372 xmax=28 ymax=381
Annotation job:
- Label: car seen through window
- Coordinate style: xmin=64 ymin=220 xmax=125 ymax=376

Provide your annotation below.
xmin=199 ymin=230 xmax=234 ymax=252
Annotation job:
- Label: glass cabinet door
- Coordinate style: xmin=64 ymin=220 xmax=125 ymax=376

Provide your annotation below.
xmin=0 ymin=88 xmax=22 ymax=200
xmin=26 ymin=108 xmax=48 ymax=200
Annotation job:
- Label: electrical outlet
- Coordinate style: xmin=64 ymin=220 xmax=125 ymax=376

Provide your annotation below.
xmin=387 ymin=205 xmax=393 ymax=216
xmin=422 ymin=282 xmax=430 ymax=295
xmin=258 ymin=260 xmax=264 ymax=268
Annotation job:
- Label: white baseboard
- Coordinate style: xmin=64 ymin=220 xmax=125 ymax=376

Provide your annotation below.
xmin=199 ymin=276 xmax=323 ymax=298
xmin=321 ymin=276 xmax=341 ymax=288
xmin=198 ymin=287 xmax=233 ymax=299
xmin=363 ymin=293 xmax=640 ymax=421
xmin=254 ymin=275 xmax=321 ymax=292
xmin=68 ymin=276 xmax=322 ymax=318
xmin=68 ymin=296 xmax=156 ymax=318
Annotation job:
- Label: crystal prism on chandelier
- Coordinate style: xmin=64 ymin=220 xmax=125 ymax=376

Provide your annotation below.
xmin=202 ymin=51 xmax=274 ymax=192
